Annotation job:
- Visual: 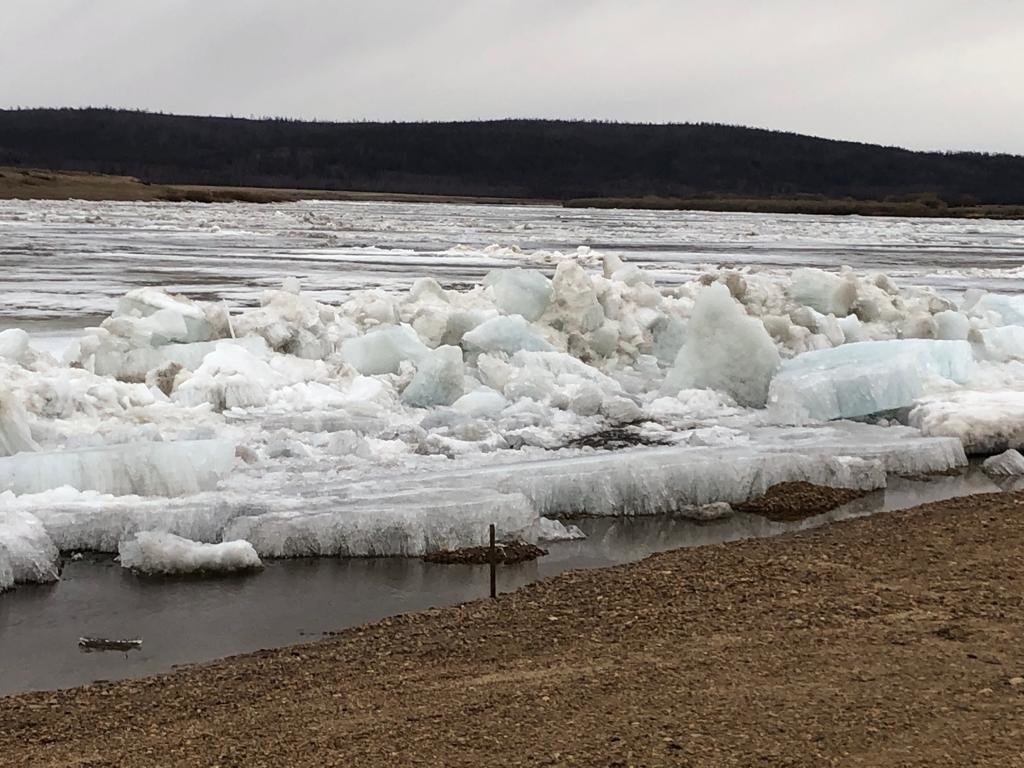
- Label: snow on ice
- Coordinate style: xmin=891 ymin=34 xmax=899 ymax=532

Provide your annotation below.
xmin=118 ymin=531 xmax=262 ymax=575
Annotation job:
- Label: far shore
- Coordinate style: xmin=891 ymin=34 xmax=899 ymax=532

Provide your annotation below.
xmin=3 ymin=166 xmax=1024 ymax=219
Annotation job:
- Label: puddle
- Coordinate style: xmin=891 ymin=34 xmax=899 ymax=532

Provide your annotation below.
xmin=0 ymin=469 xmax=1011 ymax=695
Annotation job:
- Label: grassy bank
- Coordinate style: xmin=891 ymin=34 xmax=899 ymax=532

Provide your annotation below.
xmin=4 ymin=490 xmax=1023 ymax=766
xmin=0 ymin=167 xmax=546 ymax=206
xmin=566 ymin=194 xmax=1024 ymax=219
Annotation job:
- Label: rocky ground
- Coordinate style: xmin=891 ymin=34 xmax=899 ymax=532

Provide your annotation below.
xmin=3 ymin=491 xmax=1024 ymax=767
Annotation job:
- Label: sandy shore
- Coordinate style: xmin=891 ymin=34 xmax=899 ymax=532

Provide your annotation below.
xmin=3 ymin=491 xmax=1024 ymax=767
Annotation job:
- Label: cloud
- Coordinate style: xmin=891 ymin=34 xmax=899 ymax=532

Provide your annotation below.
xmin=2 ymin=0 xmax=1022 ymax=153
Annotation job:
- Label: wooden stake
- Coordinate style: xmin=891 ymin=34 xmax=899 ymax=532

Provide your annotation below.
xmin=489 ymin=523 xmax=497 ymax=599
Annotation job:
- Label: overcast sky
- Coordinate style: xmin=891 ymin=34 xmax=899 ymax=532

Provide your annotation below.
xmin=3 ymin=0 xmax=1023 ymax=154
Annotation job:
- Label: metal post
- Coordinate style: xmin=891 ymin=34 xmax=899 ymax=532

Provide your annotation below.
xmin=489 ymin=523 xmax=497 ymax=599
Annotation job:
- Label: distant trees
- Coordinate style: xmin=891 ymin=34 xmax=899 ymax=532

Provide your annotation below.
xmin=1 ymin=107 xmax=1023 ymax=203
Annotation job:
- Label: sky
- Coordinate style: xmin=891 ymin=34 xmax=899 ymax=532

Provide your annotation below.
xmin=3 ymin=0 xmax=1023 ymax=154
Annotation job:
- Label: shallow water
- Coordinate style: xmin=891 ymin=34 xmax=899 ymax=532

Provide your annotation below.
xmin=0 ymin=471 xmax=1006 ymax=696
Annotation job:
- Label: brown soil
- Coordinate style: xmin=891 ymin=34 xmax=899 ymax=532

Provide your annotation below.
xmin=565 ymin=423 xmax=672 ymax=450
xmin=4 ymin=491 xmax=1024 ymax=767
xmin=423 ymin=541 xmax=547 ymax=565
xmin=0 ymin=166 xmax=547 ymax=205
xmin=734 ymin=481 xmax=868 ymax=521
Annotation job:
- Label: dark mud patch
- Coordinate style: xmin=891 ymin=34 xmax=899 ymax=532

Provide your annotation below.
xmin=734 ymin=482 xmax=868 ymax=522
xmin=565 ymin=423 xmax=673 ymax=451
xmin=423 ymin=541 xmax=548 ymax=565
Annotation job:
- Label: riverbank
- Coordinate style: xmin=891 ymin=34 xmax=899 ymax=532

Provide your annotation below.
xmin=4 ymin=166 xmax=1024 ymax=219
xmin=3 ymin=490 xmax=1023 ymax=766
xmin=0 ymin=167 xmax=547 ymax=206
xmin=565 ymin=194 xmax=1024 ymax=219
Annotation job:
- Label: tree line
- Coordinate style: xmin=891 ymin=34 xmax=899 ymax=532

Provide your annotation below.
xmin=1 ymin=108 xmax=1023 ymax=203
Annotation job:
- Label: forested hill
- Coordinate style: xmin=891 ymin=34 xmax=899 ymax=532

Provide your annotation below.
xmin=2 ymin=108 xmax=1023 ymax=204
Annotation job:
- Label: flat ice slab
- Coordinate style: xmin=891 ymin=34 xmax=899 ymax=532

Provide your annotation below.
xmin=119 ymin=531 xmax=262 ymax=575
xmin=3 ymin=422 xmax=966 ymax=558
xmin=911 ymin=390 xmax=1024 ymax=454
xmin=289 ymin=422 xmax=965 ymax=523
xmin=770 ymin=340 xmax=973 ymax=422
xmin=0 ymin=440 xmax=235 ymax=496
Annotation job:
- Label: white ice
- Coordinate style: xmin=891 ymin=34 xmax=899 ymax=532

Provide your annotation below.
xmin=0 ymin=509 xmax=60 ymax=587
xmin=340 ymin=325 xmax=429 ymax=374
xmin=485 ymin=268 xmax=552 ymax=321
xmin=982 ymin=449 xmax=1024 ymax=477
xmin=0 ymin=392 xmax=39 ymax=457
xmin=978 ymin=326 xmax=1024 ymax=362
xmin=462 ymin=315 xmax=554 ymax=355
xmin=401 ymin=345 xmax=465 ymax=408
xmin=0 ymin=439 xmax=235 ymax=496
xmin=666 ymin=283 xmax=780 ymax=407
xmin=2 ymin=224 xmax=1021 ymax=577
xmin=770 ymin=340 xmax=974 ymax=422
xmin=119 ymin=531 xmax=262 ymax=575
xmin=910 ymin=390 xmax=1024 ymax=454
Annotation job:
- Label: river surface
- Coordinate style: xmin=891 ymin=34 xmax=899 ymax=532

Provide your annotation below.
xmin=2 ymin=200 xmax=1023 ymax=323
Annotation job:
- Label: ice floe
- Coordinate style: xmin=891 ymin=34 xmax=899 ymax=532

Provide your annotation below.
xmin=981 ymin=449 xmax=1024 ymax=477
xmin=1 ymin=243 xmax=1022 ymax=585
xmin=118 ymin=531 xmax=262 ymax=575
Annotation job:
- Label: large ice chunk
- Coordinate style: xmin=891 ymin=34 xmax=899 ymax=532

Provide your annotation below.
xmin=982 ymin=449 xmax=1024 ymax=477
xmin=401 ymin=345 xmax=465 ymax=408
xmin=172 ymin=342 xmax=281 ymax=410
xmin=114 ymin=287 xmax=214 ymax=345
xmin=0 ymin=329 xmax=32 ymax=364
xmin=118 ymin=531 xmax=262 ymax=575
xmin=462 ymin=315 xmax=554 ymax=355
xmin=452 ymin=389 xmax=509 ymax=418
xmin=0 ymin=393 xmax=39 ymax=457
xmin=0 ymin=549 xmax=9 ymax=591
xmin=789 ymin=268 xmax=857 ymax=317
xmin=979 ymin=326 xmax=1024 ymax=362
xmin=486 ymin=268 xmax=553 ymax=322
xmin=0 ymin=439 xmax=235 ymax=496
xmin=232 ymin=288 xmax=345 ymax=358
xmin=16 ymin=489 xmax=243 ymax=552
xmin=934 ymin=311 xmax=970 ymax=341
xmin=667 ymin=283 xmax=780 ymax=407
xmin=542 ymin=261 xmax=605 ymax=334
xmin=770 ymin=339 xmax=974 ymax=422
xmin=970 ymin=293 xmax=1024 ymax=326
xmin=340 ymin=325 xmax=430 ymax=375
xmin=0 ymin=509 xmax=60 ymax=585
xmin=223 ymin=489 xmax=538 ymax=557
xmin=910 ymin=390 xmax=1024 ymax=454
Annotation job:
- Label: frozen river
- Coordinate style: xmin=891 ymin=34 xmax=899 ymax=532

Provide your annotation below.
xmin=2 ymin=200 xmax=1023 ymax=323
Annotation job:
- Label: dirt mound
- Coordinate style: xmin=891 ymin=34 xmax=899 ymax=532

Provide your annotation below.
xmin=733 ymin=481 xmax=868 ymax=521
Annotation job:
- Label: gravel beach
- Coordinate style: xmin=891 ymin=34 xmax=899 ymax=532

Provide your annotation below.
xmin=3 ymin=490 xmax=1023 ymax=767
